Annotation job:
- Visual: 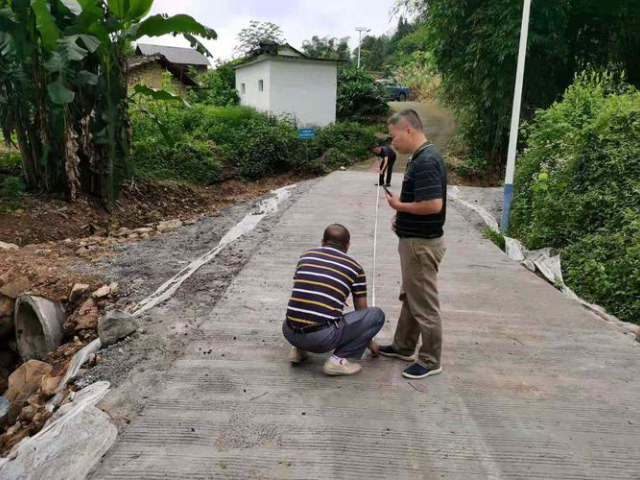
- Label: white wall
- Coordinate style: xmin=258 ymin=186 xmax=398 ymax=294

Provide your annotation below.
xmin=269 ymin=59 xmax=337 ymax=127
xmin=236 ymin=61 xmax=271 ymax=112
xmin=236 ymin=58 xmax=337 ymax=127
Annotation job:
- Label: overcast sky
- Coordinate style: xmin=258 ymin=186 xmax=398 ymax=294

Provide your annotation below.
xmin=140 ymin=0 xmax=400 ymax=63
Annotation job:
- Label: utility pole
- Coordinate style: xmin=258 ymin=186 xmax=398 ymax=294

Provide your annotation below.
xmin=500 ymin=0 xmax=532 ymax=232
xmin=355 ymin=27 xmax=370 ymax=69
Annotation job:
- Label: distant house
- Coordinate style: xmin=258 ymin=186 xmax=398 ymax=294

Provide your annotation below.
xmin=233 ymin=43 xmax=340 ymax=127
xmin=126 ymin=44 xmax=210 ymax=95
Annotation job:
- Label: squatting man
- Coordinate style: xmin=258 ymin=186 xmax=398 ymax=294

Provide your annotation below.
xmin=282 ymin=109 xmax=447 ymax=380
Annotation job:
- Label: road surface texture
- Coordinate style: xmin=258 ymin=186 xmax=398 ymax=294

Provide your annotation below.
xmin=89 ymin=170 xmax=640 ymax=480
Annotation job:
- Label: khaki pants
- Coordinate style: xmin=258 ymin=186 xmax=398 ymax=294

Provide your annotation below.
xmin=392 ymin=237 xmax=446 ymax=369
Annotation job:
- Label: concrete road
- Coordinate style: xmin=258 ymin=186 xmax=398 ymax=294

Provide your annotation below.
xmin=355 ymin=100 xmax=456 ymax=176
xmin=91 ymin=171 xmax=640 ymax=479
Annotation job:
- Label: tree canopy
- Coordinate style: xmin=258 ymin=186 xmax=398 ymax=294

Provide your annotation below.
xmin=301 ymin=36 xmax=351 ymax=61
xmin=235 ymin=21 xmax=285 ymax=56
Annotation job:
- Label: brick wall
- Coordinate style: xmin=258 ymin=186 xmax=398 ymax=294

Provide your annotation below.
xmin=126 ymin=62 xmax=187 ymax=95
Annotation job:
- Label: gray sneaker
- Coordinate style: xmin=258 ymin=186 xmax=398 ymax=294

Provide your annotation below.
xmin=322 ymin=358 xmax=362 ymax=376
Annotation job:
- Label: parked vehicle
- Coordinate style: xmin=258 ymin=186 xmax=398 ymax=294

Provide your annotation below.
xmin=377 ymin=78 xmax=411 ymax=102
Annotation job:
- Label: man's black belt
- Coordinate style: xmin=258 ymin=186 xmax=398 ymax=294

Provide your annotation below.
xmin=286 ymin=318 xmax=339 ymax=334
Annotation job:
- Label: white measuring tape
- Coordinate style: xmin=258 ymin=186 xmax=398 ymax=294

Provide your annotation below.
xmin=371 ymin=181 xmax=381 ymax=307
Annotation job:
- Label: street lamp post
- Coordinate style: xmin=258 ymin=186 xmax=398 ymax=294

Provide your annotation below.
xmin=355 ymin=27 xmax=370 ymax=68
xmin=500 ymin=0 xmax=532 ymax=232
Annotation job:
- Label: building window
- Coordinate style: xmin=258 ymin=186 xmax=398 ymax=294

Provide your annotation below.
xmin=258 ymin=80 xmax=264 ymax=92
xmin=241 ymin=83 xmax=246 ymax=94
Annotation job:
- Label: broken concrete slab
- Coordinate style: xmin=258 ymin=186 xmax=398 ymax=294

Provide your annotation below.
xmin=0 ymin=382 xmax=116 ymax=480
xmin=98 ymin=310 xmax=139 ymax=347
xmin=47 ymin=339 xmax=102 ymax=411
xmin=14 ymin=294 xmax=65 ymax=361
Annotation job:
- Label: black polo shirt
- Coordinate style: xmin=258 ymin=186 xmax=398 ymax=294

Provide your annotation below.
xmin=396 ymin=143 xmax=447 ymax=239
xmin=375 ymin=146 xmax=396 ymax=163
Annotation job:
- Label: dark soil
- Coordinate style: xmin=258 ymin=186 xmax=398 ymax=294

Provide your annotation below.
xmin=0 ymin=173 xmax=312 ymax=247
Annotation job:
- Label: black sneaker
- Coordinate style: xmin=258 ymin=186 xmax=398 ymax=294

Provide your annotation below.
xmin=378 ymin=345 xmax=416 ymax=362
xmin=402 ymin=363 xmax=443 ymax=379
xmin=385 ymin=183 xmax=391 ymax=187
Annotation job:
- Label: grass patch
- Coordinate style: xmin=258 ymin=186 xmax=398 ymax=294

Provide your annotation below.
xmin=483 ymin=227 xmax=505 ymax=251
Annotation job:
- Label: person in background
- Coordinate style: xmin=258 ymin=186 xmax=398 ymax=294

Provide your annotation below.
xmin=373 ymin=145 xmax=397 ymax=187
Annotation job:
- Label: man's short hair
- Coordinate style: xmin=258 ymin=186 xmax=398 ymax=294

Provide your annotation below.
xmin=323 ymin=224 xmax=350 ymax=250
xmin=388 ymin=109 xmax=424 ymax=132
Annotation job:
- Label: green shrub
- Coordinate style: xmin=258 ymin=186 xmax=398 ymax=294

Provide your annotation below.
xmin=510 ymin=71 xmax=640 ymax=323
xmin=314 ymin=122 xmax=378 ymax=160
xmin=131 ymin=104 xmax=378 ymax=181
xmin=337 ymin=67 xmax=390 ymax=123
xmin=0 ymin=152 xmax=21 ymax=171
xmin=1 ymin=175 xmax=25 ymax=200
xmin=483 ymin=227 xmax=505 ymax=251
xmin=187 ymin=61 xmax=240 ymax=107
xmin=562 ymin=216 xmax=640 ymax=323
xmin=132 ymin=138 xmax=221 ymax=184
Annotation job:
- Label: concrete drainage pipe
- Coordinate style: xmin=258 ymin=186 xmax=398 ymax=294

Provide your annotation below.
xmin=14 ymin=294 xmax=65 ymax=361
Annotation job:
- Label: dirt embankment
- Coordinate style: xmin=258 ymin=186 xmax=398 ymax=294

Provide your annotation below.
xmin=0 ymin=173 xmax=310 ymax=247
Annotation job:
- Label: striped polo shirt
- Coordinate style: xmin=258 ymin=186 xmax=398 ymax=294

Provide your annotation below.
xmin=286 ymin=247 xmax=367 ymax=326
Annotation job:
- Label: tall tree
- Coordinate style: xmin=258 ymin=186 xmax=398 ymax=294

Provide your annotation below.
xmin=354 ymin=35 xmax=392 ymax=74
xmin=301 ymin=36 xmax=351 ymax=62
xmin=0 ymin=0 xmax=216 ymax=205
xmin=393 ymin=0 xmax=640 ymax=164
xmin=235 ymin=21 xmax=285 ymax=56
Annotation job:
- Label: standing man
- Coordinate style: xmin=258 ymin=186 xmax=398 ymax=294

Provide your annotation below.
xmin=380 ymin=109 xmax=447 ymax=380
xmin=373 ymin=145 xmax=397 ymax=187
xmin=282 ymin=224 xmax=384 ymax=376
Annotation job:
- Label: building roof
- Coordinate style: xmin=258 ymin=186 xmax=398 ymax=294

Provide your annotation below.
xmin=233 ymin=43 xmax=342 ymax=70
xmin=135 ymin=43 xmax=210 ymax=67
xmin=125 ymin=54 xmax=199 ymax=87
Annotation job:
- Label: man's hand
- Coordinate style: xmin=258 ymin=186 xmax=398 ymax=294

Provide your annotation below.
xmin=377 ymin=157 xmax=388 ymax=174
xmin=391 ymin=214 xmax=397 ymax=233
xmin=385 ymin=190 xmax=402 ymax=211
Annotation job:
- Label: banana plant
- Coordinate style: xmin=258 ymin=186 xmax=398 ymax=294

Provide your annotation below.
xmin=0 ymin=0 xmax=216 ymax=206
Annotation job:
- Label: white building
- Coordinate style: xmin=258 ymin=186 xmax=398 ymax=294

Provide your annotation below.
xmin=233 ymin=44 xmax=339 ymax=127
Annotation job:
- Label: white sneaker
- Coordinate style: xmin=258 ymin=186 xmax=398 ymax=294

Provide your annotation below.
xmin=322 ymin=358 xmax=362 ymax=376
xmin=289 ymin=347 xmax=308 ymax=364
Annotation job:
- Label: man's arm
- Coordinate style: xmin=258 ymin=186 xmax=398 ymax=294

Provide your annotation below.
xmin=386 ymin=193 xmax=442 ymax=215
xmin=353 ymin=296 xmax=368 ymax=311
